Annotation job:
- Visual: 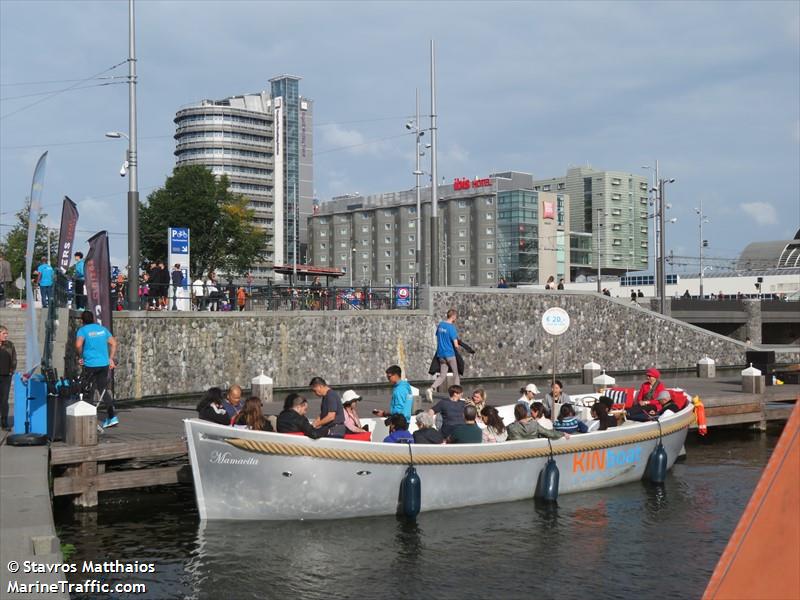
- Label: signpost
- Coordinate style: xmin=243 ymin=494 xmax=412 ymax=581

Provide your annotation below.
xmin=541 ymin=307 xmax=571 ymax=420
xmin=167 ymin=227 xmax=191 ymax=311
xmin=396 ymin=285 xmax=411 ymax=308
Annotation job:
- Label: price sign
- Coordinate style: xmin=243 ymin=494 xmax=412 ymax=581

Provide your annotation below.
xmin=541 ymin=307 xmax=570 ymax=336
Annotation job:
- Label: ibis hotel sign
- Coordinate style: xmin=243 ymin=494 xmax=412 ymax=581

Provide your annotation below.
xmin=453 ymin=177 xmax=492 ymax=191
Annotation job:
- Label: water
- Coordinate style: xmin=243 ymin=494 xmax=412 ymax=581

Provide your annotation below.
xmin=55 ymin=427 xmax=780 ymax=600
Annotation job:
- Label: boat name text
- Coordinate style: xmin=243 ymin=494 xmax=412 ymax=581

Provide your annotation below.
xmin=209 ymin=451 xmax=259 ymax=466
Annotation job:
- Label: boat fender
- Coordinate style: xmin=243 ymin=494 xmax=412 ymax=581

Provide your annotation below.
xmin=646 ymin=441 xmax=669 ymax=484
xmin=400 ymin=465 xmax=421 ymax=519
xmin=535 ymin=457 xmax=560 ymax=502
xmin=399 ymin=442 xmax=421 ymax=519
xmin=692 ymin=396 xmax=708 ymax=436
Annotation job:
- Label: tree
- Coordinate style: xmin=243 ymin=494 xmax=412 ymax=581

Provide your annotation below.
xmin=0 ymin=205 xmax=58 ymax=282
xmin=139 ymin=165 xmax=266 ymax=278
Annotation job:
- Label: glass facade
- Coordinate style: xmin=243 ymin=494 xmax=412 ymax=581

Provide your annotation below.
xmin=497 ymin=190 xmax=539 ymax=283
xmin=271 ymin=77 xmax=301 ymax=264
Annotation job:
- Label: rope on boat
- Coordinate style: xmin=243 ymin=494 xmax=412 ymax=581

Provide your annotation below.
xmin=224 ymin=411 xmax=694 ymax=466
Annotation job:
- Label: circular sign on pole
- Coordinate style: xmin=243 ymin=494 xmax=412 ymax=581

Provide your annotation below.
xmin=541 ymin=307 xmax=570 ymax=336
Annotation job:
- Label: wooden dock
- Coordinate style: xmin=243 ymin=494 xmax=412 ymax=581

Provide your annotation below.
xmin=46 ymin=377 xmax=798 ymax=508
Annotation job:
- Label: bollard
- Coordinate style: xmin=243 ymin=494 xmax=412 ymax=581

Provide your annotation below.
xmin=697 ymin=355 xmax=716 ymax=378
xmin=593 ymin=370 xmax=615 ymax=394
xmin=65 ymin=400 xmax=99 ymax=507
xmin=741 ymin=364 xmax=765 ymax=394
xmin=251 ymin=370 xmax=273 ymax=405
xmin=583 ymin=360 xmax=602 ymax=385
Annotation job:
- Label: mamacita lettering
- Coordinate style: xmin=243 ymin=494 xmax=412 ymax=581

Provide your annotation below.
xmin=209 ymin=451 xmax=258 ymax=466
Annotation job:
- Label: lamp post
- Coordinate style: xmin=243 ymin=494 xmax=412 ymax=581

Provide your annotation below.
xmin=596 ymin=208 xmax=603 ymax=293
xmin=657 ymin=177 xmax=676 ymax=314
xmin=429 ymin=40 xmax=440 ymax=287
xmin=349 ymin=247 xmax=355 ymax=287
xmin=407 ymin=89 xmax=425 ymax=285
xmin=695 ymin=198 xmax=710 ymax=299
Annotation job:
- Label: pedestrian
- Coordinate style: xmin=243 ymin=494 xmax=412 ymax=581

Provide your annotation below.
xmin=73 ymin=252 xmax=85 ymax=310
xmin=426 ymin=308 xmax=460 ymax=402
xmin=630 ymin=289 xmax=637 ymax=303
xmin=36 ymin=257 xmax=54 ymax=308
xmin=0 ymin=325 xmax=16 ymax=430
xmin=237 ymin=287 xmax=246 ymax=311
xmin=75 ymin=310 xmax=118 ymax=428
xmin=637 ymin=289 xmax=644 ymax=298
xmin=557 ymin=278 xmax=565 ymax=290
xmin=1 ymin=253 xmax=13 ymax=307
xmin=170 ymin=264 xmax=184 ymax=308
xmin=545 ymin=275 xmax=555 ymax=290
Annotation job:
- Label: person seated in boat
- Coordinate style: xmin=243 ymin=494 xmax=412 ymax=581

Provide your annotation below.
xmin=467 ymin=388 xmax=487 ymax=417
xmin=276 ymin=393 xmax=320 ymax=439
xmin=545 ymin=380 xmax=571 ymax=409
xmin=383 ymin=413 xmax=414 ymax=443
xmin=507 ymin=403 xmax=567 ymax=441
xmin=480 ymin=405 xmax=508 ymax=443
xmin=587 ymin=402 xmax=617 ymax=432
xmin=309 ymin=377 xmax=347 ymax=437
xmin=449 ymin=404 xmax=483 ymax=444
xmin=516 ymin=383 xmax=539 ymax=415
xmin=233 ymin=396 xmax=274 ymax=431
xmin=341 ymin=389 xmax=367 ymax=433
xmin=222 ymin=384 xmax=244 ymax=419
xmin=554 ymin=403 xmax=589 ymax=434
xmin=530 ymin=401 xmax=553 ymax=430
xmin=635 ymin=368 xmax=670 ymax=417
xmin=196 ymin=387 xmax=230 ymax=425
xmin=413 ymin=412 xmax=445 ymax=444
xmin=373 ymin=365 xmax=413 ymax=422
xmin=429 ymin=384 xmax=466 ymax=439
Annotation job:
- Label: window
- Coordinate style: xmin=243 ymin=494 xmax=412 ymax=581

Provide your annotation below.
xmin=486 ymin=227 xmax=494 ymax=235
xmin=458 ymin=258 xmax=467 ymax=266
xmin=408 ymin=248 xmax=415 ymax=256
xmin=611 ymin=178 xmax=621 ymax=186
xmin=613 ymin=239 xmax=622 ymax=246
xmin=320 ymin=242 xmax=327 ymax=250
xmin=408 ymin=206 xmax=417 ymax=214
xmin=542 ymin=185 xmax=551 ymax=191
xmin=611 ymin=209 xmax=621 ymax=216
xmin=458 ymin=229 xmax=467 ymax=238
xmin=486 ymin=241 xmax=494 ymax=249
xmin=458 ymin=243 xmax=466 ymax=252
xmin=384 ymin=210 xmax=393 ymax=217
xmin=485 ymin=212 xmax=494 ymax=221
xmin=409 ymin=262 xmax=415 ymax=270
xmin=486 ymin=256 xmax=494 ymax=265
xmin=458 ymin=272 xmax=467 ymax=281
xmin=485 ymin=197 xmax=494 ymax=206
xmin=361 ymin=212 xmax=370 ymax=220
xmin=384 ymin=223 xmax=392 ymax=230
xmin=385 ymin=264 xmax=392 ymax=271
xmin=409 ymin=221 xmax=416 ymax=229
xmin=360 ymin=239 xmax=368 ymax=247
xmin=612 ymin=224 xmax=621 ymax=231
xmin=384 ymin=250 xmax=392 ymax=257
xmin=557 ymin=183 xmax=565 ymax=190
xmin=408 ymin=234 xmax=415 ymax=242
xmin=339 ymin=241 xmax=347 ymax=248
xmin=458 ymin=200 xmax=467 ymax=208
xmin=340 ymin=254 xmax=347 ymax=261
xmin=361 ymin=225 xmax=369 ymax=233
xmin=486 ymin=271 xmax=495 ymax=280
xmin=319 ymin=255 xmax=327 ymax=262
xmin=384 ymin=236 xmax=391 ymax=244
xmin=320 ymin=231 xmax=327 ymax=237
xmin=641 ymin=241 xmax=648 ymax=248
xmin=318 ymin=217 xmax=328 ymax=224
xmin=612 ymin=193 xmax=622 ymax=201
xmin=340 ymin=227 xmax=348 ymax=235
xmin=458 ymin=215 xmax=467 ymax=224
xmin=362 ymin=252 xmax=368 ymax=259
xmin=384 ymin=277 xmax=392 ymax=284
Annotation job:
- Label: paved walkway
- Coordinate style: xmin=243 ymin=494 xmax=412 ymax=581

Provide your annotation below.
xmin=0 ymin=435 xmax=68 ymax=600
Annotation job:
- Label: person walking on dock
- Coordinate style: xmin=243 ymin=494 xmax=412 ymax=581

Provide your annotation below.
xmin=76 ymin=311 xmax=118 ymax=428
xmin=426 ymin=309 xmax=460 ymax=402
xmin=0 ymin=325 xmax=17 ymax=430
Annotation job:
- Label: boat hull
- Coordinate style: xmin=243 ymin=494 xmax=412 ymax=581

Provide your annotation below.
xmin=184 ymin=405 xmax=693 ymax=520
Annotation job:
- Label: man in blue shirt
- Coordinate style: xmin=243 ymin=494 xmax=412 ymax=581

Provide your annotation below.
xmin=426 ymin=308 xmax=460 ymax=402
xmin=76 ymin=311 xmax=118 ymax=428
xmin=374 ymin=364 xmax=413 ymax=422
xmin=73 ymin=251 xmax=85 ymax=310
xmin=36 ymin=257 xmax=55 ymax=308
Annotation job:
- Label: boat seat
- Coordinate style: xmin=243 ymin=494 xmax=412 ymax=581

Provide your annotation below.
xmin=606 ymin=387 xmax=637 ymax=410
xmin=343 ymin=431 xmax=372 ymax=442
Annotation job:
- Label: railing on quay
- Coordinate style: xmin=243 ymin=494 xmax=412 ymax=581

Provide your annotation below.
xmin=247 ymin=285 xmax=420 ymax=312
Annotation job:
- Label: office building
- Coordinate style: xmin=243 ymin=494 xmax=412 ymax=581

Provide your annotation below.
xmin=174 ymin=76 xmax=313 ymax=278
xmin=532 ymin=167 xmax=650 ymax=278
xmin=307 ymin=171 xmax=573 ymax=287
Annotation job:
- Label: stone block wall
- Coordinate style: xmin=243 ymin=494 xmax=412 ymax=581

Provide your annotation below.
xmin=78 ymin=288 xmax=761 ymax=400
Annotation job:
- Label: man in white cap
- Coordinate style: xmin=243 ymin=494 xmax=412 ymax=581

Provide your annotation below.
xmin=341 ymin=389 xmax=365 ymax=433
xmin=515 ymin=383 xmax=539 ymax=416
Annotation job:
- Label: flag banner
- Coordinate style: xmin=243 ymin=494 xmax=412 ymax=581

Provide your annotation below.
xmin=56 ymin=196 xmax=79 ymax=273
xmin=24 ymin=152 xmax=48 ymax=374
xmin=85 ymin=230 xmax=113 ymax=332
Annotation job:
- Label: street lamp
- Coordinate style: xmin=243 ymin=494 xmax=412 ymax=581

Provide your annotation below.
xmin=658 ymin=177 xmax=676 ymax=314
xmin=695 ymin=199 xmax=710 ymax=299
xmin=406 ymin=88 xmax=426 ymax=285
xmin=349 ymin=247 xmax=356 ymax=287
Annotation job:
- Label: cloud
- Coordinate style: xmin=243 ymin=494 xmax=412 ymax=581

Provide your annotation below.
xmin=740 ymin=202 xmax=778 ymax=225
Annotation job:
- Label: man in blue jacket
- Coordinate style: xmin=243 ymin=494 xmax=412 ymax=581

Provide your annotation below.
xmin=36 ymin=257 xmax=54 ymax=308
xmin=374 ymin=364 xmax=413 ymax=422
xmin=426 ymin=308 xmax=460 ymax=402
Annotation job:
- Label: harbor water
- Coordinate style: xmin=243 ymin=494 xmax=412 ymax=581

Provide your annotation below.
xmin=55 ymin=426 xmax=780 ymax=600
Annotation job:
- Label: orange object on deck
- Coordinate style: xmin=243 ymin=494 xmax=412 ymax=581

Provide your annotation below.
xmin=703 ymin=401 xmax=800 ymax=600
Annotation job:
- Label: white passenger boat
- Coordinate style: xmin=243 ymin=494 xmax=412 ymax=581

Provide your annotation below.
xmin=184 ymin=396 xmax=695 ymax=521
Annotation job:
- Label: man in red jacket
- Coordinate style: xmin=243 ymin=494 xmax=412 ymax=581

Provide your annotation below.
xmin=637 ymin=368 xmax=670 ymax=415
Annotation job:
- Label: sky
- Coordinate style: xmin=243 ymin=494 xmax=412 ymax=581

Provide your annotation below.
xmin=1 ymin=0 xmax=798 ymax=273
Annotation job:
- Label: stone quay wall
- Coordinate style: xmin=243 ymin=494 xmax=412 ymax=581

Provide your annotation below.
xmin=82 ymin=288 xmax=758 ymax=400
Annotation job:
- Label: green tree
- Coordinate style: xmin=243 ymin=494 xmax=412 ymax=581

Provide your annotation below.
xmin=0 ymin=205 xmax=58 ymax=282
xmin=139 ymin=165 xmax=266 ymax=278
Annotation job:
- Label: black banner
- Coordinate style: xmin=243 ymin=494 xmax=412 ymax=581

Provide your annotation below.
xmin=85 ymin=231 xmax=112 ymax=332
xmin=56 ymin=196 xmax=79 ymax=273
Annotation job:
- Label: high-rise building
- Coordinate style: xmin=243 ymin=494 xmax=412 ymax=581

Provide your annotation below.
xmin=532 ymin=167 xmax=650 ymax=277
xmin=307 ymin=171 xmax=572 ymax=287
xmin=174 ymin=76 xmax=313 ymax=278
